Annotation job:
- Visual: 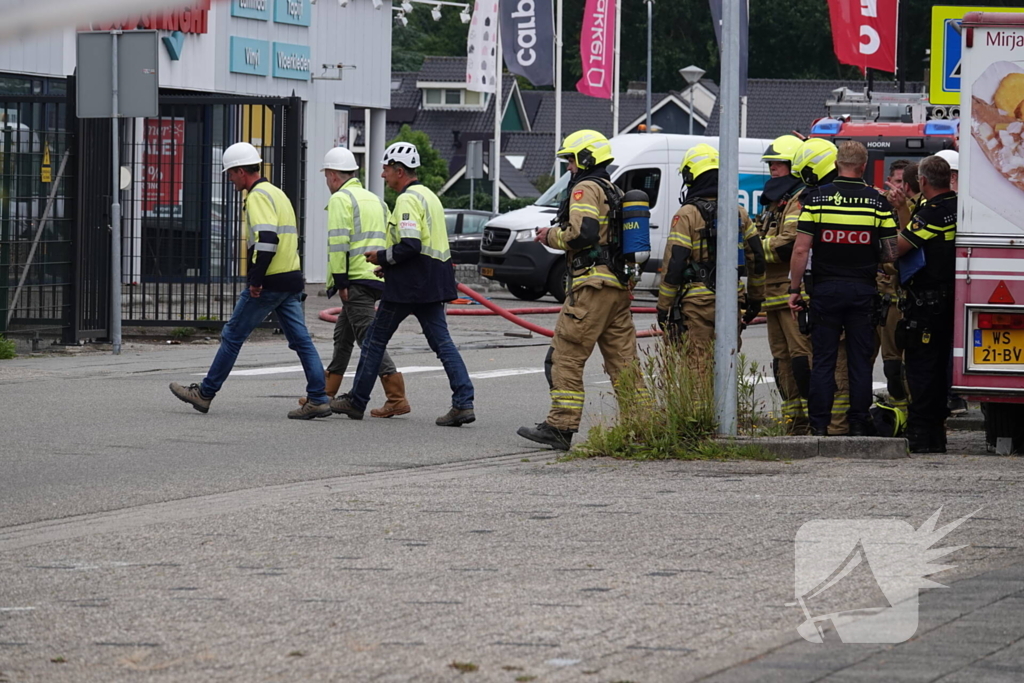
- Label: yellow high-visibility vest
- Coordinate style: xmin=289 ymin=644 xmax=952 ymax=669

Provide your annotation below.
xmin=326 ymin=177 xmax=389 ymax=288
xmin=245 ymin=181 xmax=300 ymax=275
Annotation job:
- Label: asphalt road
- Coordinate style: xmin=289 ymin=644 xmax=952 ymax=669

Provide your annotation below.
xmin=6 ymin=291 xmax=1014 ymax=683
xmin=0 ymin=289 xmax=807 ymax=528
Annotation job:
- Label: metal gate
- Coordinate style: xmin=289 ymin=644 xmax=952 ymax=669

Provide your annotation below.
xmin=0 ymin=92 xmax=74 ymax=341
xmin=70 ymin=89 xmax=305 ymax=337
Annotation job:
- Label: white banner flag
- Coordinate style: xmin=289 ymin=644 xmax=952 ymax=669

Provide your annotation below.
xmin=466 ymin=0 xmax=500 ymax=93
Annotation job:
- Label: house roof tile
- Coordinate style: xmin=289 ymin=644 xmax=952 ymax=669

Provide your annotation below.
xmin=417 ymin=55 xmax=472 ymax=83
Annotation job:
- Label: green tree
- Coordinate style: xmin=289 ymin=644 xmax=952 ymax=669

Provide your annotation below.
xmin=384 ymin=125 xmax=449 ymax=208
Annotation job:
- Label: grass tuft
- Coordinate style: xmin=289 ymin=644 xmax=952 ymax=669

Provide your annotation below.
xmin=572 ymin=339 xmax=778 ymax=461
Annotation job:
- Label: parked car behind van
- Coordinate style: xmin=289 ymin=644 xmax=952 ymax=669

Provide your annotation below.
xmin=445 ymin=209 xmax=495 ymax=265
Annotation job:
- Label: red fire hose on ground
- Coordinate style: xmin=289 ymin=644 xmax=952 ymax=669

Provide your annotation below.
xmin=318 ymin=283 xmax=664 ymax=338
xmin=318 ymin=284 xmax=763 ymax=338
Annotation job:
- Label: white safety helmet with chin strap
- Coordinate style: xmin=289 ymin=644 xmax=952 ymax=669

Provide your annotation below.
xmin=382 ymin=141 xmax=421 ymax=169
xmin=222 ymin=142 xmax=262 ymax=173
xmin=322 ymin=146 xmax=359 ymax=172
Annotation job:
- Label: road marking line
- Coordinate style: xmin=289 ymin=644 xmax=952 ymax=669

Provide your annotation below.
xmin=469 ymin=368 xmax=546 ymax=379
xmin=199 ymin=365 xmax=442 ymax=377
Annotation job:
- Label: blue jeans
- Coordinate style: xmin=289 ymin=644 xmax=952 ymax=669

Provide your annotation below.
xmin=200 ymin=288 xmax=328 ymax=404
xmin=808 ymin=280 xmax=876 ymax=432
xmin=348 ymin=300 xmax=474 ymax=411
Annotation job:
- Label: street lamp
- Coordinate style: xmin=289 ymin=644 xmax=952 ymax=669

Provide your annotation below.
xmin=679 ymin=64 xmax=705 ymax=136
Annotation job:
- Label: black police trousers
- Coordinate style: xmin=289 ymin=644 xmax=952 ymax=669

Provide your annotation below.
xmin=808 ymin=280 xmax=876 ymax=433
xmin=905 ymin=301 xmax=955 ymax=442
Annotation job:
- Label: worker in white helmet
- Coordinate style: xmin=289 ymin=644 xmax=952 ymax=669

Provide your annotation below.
xmin=300 ymin=146 xmax=410 ymax=417
xmin=330 ymin=141 xmax=475 ymax=427
xmin=170 ymin=142 xmax=330 ymax=420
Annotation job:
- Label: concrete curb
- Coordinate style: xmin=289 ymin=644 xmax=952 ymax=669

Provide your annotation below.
xmin=725 ymin=435 xmax=909 ymax=460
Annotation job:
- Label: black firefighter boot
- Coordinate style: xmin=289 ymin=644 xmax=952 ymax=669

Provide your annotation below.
xmin=907 ymin=425 xmax=933 ymax=454
xmin=517 ymin=422 xmax=575 ymax=451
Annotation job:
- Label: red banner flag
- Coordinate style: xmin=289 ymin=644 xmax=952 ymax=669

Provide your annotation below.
xmin=827 ymin=0 xmax=898 ymax=74
xmin=576 ymin=0 xmax=616 ymax=99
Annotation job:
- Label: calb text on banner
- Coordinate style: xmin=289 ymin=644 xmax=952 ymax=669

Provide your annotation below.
xmin=500 ymin=0 xmax=554 ymax=87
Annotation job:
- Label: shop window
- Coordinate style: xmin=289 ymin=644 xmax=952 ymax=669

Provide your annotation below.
xmin=0 ymin=76 xmax=32 ymax=96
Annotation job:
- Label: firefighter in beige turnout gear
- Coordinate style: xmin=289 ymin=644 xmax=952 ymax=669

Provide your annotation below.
xmin=517 ymin=130 xmax=638 ymax=451
xmin=757 ymin=135 xmax=811 ymax=434
xmin=656 ymin=144 xmax=765 ymax=372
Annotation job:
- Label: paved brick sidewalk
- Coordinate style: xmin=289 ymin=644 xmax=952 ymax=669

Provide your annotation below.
xmin=1 ymin=433 xmax=1022 ymax=683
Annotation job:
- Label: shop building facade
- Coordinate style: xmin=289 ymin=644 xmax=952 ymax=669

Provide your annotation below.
xmin=0 ymin=0 xmax=391 ymax=342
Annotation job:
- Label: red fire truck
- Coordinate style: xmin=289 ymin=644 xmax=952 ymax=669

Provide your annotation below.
xmin=809 ymin=88 xmax=959 ymax=188
xmin=954 ymin=11 xmax=1024 ymax=452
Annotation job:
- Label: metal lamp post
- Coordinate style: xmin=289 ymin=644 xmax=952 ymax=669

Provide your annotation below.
xmin=679 ymin=64 xmax=705 ymax=136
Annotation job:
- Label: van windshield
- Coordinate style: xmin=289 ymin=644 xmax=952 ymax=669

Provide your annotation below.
xmin=534 ymin=165 xmax=619 ymax=208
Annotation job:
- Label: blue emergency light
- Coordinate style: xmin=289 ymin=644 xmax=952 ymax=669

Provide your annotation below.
xmin=924 ymin=120 xmax=959 ymax=136
xmin=811 ymin=119 xmax=843 ymax=135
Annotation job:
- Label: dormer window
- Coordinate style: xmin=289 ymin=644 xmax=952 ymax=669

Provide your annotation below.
xmin=420 ymin=84 xmax=488 ymax=110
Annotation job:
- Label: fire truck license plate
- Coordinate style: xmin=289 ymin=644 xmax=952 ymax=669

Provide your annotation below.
xmin=480 ymin=267 xmax=494 ymax=277
xmin=973 ymin=329 xmax=1024 ymax=365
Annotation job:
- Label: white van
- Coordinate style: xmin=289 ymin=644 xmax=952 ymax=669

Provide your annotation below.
xmin=478 ymin=133 xmax=774 ymax=301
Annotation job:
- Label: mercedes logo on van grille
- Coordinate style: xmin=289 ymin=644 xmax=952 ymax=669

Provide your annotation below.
xmin=482 ymin=230 xmax=495 ymax=248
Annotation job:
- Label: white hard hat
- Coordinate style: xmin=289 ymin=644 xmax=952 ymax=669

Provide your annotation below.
xmin=382 ymin=141 xmax=421 ymax=169
xmin=935 ymin=149 xmax=959 ymax=172
xmin=322 ymin=146 xmax=359 ymax=172
xmin=222 ymin=142 xmax=262 ymax=173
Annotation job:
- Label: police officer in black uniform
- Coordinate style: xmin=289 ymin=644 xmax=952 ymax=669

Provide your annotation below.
xmin=894 ymin=154 xmax=957 ymax=453
xmin=788 ymin=141 xmax=899 ymax=436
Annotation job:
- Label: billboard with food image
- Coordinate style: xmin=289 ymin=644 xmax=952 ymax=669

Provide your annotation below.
xmin=967 ymin=56 xmax=1024 ymax=234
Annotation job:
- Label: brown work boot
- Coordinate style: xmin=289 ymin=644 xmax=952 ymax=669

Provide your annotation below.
xmin=170 ymin=382 xmax=213 ymax=414
xmin=299 ymin=371 xmax=343 ymax=406
xmin=370 ymin=372 xmax=411 ymax=418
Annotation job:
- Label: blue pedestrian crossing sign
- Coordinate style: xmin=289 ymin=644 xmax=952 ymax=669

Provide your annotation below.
xmin=930 ymin=5 xmax=1024 ymax=106
xmin=943 ymin=17 xmax=962 ymax=94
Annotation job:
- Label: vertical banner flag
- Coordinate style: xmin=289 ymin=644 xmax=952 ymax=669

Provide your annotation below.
xmin=499 ymin=0 xmax=555 ymax=87
xmin=709 ymin=0 xmax=749 ymax=97
xmin=576 ymin=0 xmax=615 ymax=99
xmin=826 ymin=0 xmax=898 ymax=74
xmin=466 ymin=0 xmax=501 ymax=93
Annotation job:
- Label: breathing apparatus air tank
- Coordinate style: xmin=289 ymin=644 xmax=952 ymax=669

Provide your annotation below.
xmin=621 ymin=189 xmax=651 ymax=264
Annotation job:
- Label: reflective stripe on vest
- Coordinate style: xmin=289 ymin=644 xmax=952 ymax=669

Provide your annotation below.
xmin=326 ymin=178 xmax=388 ymax=286
xmin=245 ymin=182 xmax=300 ymax=276
xmin=401 ymin=185 xmax=451 ymax=262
